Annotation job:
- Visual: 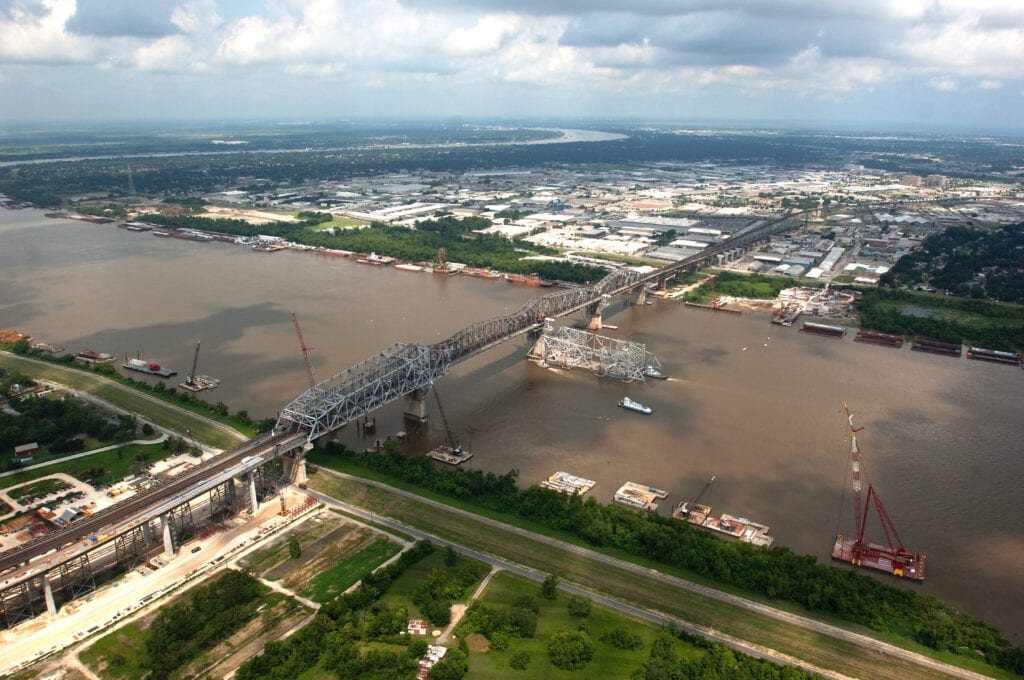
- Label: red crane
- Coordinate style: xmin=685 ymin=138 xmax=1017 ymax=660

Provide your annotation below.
xmin=831 ymin=404 xmax=926 ymax=581
xmin=291 ymin=313 xmax=316 ymax=388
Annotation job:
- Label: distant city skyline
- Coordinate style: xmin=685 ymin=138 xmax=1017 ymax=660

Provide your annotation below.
xmin=1 ymin=0 xmax=1022 ymax=132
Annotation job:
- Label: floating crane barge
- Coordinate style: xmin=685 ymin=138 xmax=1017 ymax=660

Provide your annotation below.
xmin=832 ymin=405 xmax=926 ymax=581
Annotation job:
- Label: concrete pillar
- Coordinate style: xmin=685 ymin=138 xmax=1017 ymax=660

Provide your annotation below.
xmin=403 ymin=387 xmax=429 ymax=423
xmin=162 ymin=513 xmax=176 ymax=557
xmin=633 ymin=287 xmax=647 ymax=305
xmin=42 ymin=574 xmax=57 ymax=616
xmin=142 ymin=520 xmax=154 ymax=546
xmin=292 ymin=458 xmax=308 ymax=486
xmin=247 ymin=471 xmax=258 ymax=515
xmin=585 ymin=297 xmax=608 ymax=331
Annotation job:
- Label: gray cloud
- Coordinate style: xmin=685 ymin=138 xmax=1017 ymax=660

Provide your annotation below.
xmin=65 ymin=0 xmax=181 ymax=38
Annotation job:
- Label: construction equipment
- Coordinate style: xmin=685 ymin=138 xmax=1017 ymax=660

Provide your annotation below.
xmin=291 ymin=313 xmax=316 ymax=388
xmin=678 ymin=475 xmax=715 ymax=516
xmin=831 ymin=404 xmax=926 ymax=580
xmin=185 ymin=341 xmax=201 ymax=387
xmin=430 ymin=381 xmax=461 ymax=454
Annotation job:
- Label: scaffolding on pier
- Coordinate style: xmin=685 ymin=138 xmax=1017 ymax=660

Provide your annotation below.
xmin=528 ymin=320 xmax=661 ymax=382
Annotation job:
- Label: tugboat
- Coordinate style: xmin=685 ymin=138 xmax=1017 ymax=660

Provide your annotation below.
xmin=618 ymin=396 xmax=653 ymax=415
xmin=643 ymin=365 xmax=668 ymax=380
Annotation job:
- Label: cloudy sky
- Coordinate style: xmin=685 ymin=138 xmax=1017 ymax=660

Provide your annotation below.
xmin=0 ymin=0 xmax=1021 ymax=130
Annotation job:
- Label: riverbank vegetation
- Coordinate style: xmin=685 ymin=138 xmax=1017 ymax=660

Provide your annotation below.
xmin=136 ymin=212 xmax=608 ymax=284
xmin=0 ymin=348 xmax=263 ymax=442
xmin=857 ymin=287 xmax=1024 ymax=351
xmin=308 ymin=442 xmax=1024 ymax=675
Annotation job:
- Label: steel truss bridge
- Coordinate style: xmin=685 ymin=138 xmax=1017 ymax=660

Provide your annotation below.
xmin=276 ymin=211 xmax=798 ymax=440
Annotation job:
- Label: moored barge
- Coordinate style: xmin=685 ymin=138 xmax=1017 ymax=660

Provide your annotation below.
xmin=966 ymin=346 xmax=1022 ymax=366
xmin=799 ymin=322 xmax=847 ymax=337
xmin=122 ymin=357 xmax=177 ymax=378
xmin=854 ymin=330 xmax=904 ymax=347
xmin=910 ymin=337 xmax=962 ymax=357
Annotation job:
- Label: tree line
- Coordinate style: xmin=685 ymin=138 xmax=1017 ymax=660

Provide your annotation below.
xmin=308 ymin=442 xmax=1024 ymax=675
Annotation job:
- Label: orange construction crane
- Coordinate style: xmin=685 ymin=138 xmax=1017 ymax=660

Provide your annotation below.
xmin=291 ymin=313 xmax=316 ymax=388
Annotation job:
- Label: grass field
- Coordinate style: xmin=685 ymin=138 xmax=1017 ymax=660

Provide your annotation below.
xmin=306 ymin=216 xmax=368 ymax=230
xmin=464 ymin=572 xmax=663 ymax=679
xmin=301 ymin=538 xmax=402 ymax=603
xmin=0 ymin=352 xmax=246 ymax=449
xmin=79 ymin=624 xmax=150 ymax=680
xmin=5 ymin=477 xmax=71 ymax=501
xmin=307 ymin=471 xmax=1011 ymax=680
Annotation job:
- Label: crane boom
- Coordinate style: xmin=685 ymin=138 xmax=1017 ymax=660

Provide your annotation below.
xmin=694 ymin=475 xmax=715 ymax=505
xmin=844 ymin=403 xmax=864 ymax=539
xmin=187 ymin=341 xmax=201 ymax=386
xmin=291 ymin=313 xmax=316 ymax=388
xmin=431 ymin=382 xmax=458 ymax=450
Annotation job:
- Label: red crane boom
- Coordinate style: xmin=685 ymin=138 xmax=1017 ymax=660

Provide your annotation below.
xmin=291 ymin=313 xmax=316 ymax=388
xmin=832 ymin=404 xmax=926 ymax=581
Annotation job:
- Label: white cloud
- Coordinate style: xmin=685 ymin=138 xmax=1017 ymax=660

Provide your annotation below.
xmin=978 ymin=79 xmax=1003 ymax=90
xmin=928 ymin=76 xmax=959 ymax=92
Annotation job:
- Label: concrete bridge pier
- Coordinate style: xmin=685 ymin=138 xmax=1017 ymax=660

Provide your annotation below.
xmin=162 ymin=513 xmax=175 ymax=557
xmin=585 ymin=294 xmax=610 ymax=330
xmin=247 ymin=470 xmax=259 ymax=515
xmin=403 ymin=386 xmax=430 ymax=423
xmin=42 ymin=574 xmax=57 ymax=616
xmin=631 ymin=286 xmax=648 ymax=305
xmin=282 ymin=444 xmax=311 ymax=486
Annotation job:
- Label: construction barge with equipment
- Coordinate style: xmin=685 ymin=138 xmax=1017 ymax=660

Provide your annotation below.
xmin=540 ymin=471 xmax=596 ymax=496
xmin=671 ymin=476 xmax=773 ymax=547
xmin=426 ymin=444 xmax=474 ymax=466
xmin=831 ymin=405 xmax=926 ymax=581
xmin=966 ymin=346 xmax=1022 ymax=367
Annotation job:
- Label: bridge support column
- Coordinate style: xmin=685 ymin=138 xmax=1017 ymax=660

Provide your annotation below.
xmin=282 ymin=445 xmax=310 ymax=486
xmin=247 ymin=471 xmax=259 ymax=515
xmin=632 ymin=286 xmax=647 ymax=305
xmin=585 ymin=295 xmax=610 ymax=330
xmin=403 ymin=386 xmax=430 ymax=423
xmin=42 ymin=573 xmax=57 ymax=616
xmin=162 ymin=513 xmax=175 ymax=557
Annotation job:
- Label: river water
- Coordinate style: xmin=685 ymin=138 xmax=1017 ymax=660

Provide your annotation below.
xmin=1 ymin=208 xmax=1021 ymax=642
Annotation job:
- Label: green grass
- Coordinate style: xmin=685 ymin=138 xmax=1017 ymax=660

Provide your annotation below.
xmin=1 ymin=443 xmax=172 ymax=489
xmin=79 ymin=623 xmax=150 ymax=680
xmin=305 ymin=216 xmax=368 ymax=230
xmin=465 ymin=572 xmax=663 ymax=680
xmin=307 ymin=471 xmax=1011 ymax=680
xmin=300 ymin=538 xmax=402 ymax=602
xmin=328 ymin=507 xmax=416 ymax=542
xmin=0 ymin=352 xmax=248 ymax=448
xmin=5 ymin=477 xmax=71 ymax=501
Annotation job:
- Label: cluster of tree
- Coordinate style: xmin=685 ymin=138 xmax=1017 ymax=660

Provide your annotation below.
xmin=857 ymin=287 xmax=1024 ymax=351
xmin=634 ymin=628 xmax=817 ymax=680
xmin=547 ymin=629 xmax=595 ymax=670
xmin=0 ymin=395 xmax=136 ymax=467
xmin=684 ymin=271 xmax=814 ymax=304
xmin=412 ymin=561 xmax=486 ymax=627
xmin=312 ymin=442 xmax=1024 ymax=675
xmin=145 ymin=570 xmax=263 ymax=680
xmin=237 ymin=541 xmax=475 ymax=680
xmin=457 ymin=595 xmax=540 ymax=643
xmin=880 ymin=223 xmax=1024 ymax=303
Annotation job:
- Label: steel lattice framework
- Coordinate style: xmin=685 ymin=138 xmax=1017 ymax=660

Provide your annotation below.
xmin=530 ymin=322 xmax=661 ymax=382
xmin=276 ymin=212 xmax=797 ymax=442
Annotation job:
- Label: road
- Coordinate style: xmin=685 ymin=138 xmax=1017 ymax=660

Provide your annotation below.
xmin=313 ymin=470 xmax=994 ymax=680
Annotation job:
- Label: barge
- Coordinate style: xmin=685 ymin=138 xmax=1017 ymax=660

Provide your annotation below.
xmin=540 ymin=471 xmax=596 ymax=496
xmin=426 ymin=444 xmax=473 ymax=465
xmin=122 ymin=358 xmax=177 ymax=378
xmin=854 ymin=330 xmax=904 ymax=348
xmin=684 ymin=301 xmax=741 ymax=314
xmin=74 ymin=349 xmax=116 ymax=365
xmin=671 ymin=501 xmax=774 ymax=547
xmin=799 ymin=322 xmax=847 ymax=337
xmin=966 ymin=346 xmax=1021 ymax=367
xmin=180 ymin=375 xmax=221 ymax=392
xmin=910 ymin=337 xmax=961 ymax=357
xmin=771 ymin=303 xmax=801 ymax=326
xmin=613 ymin=482 xmax=668 ymax=511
